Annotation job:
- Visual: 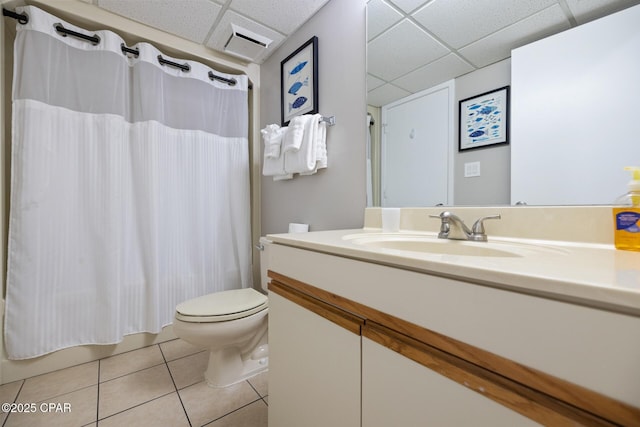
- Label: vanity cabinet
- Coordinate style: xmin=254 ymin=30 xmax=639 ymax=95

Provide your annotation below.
xmin=362 ymin=336 xmax=538 ymax=426
xmin=267 ymin=280 xmax=363 ymax=427
xmin=267 ymin=243 xmax=640 ymax=427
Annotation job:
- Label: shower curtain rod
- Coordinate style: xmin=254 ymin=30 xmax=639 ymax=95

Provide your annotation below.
xmin=2 ymin=7 xmax=243 ymax=87
xmin=3 ymin=8 xmax=28 ymax=24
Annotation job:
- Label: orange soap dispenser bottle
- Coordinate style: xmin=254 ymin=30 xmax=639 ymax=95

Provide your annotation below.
xmin=613 ymin=166 xmax=640 ymax=251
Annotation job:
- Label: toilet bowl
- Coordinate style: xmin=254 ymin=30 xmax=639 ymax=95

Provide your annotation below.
xmin=172 ymin=237 xmax=272 ymax=388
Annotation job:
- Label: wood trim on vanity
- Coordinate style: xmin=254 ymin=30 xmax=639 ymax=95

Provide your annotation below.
xmin=268 ymin=278 xmax=364 ymax=335
xmin=364 ymin=321 xmax=615 ymax=427
xmin=358 ymin=305 xmax=640 ymax=427
xmin=267 ymin=270 xmax=640 ymax=427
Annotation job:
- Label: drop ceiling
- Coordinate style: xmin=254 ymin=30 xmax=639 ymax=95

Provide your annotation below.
xmin=79 ymin=0 xmax=640 ymax=107
xmin=80 ymin=0 xmax=332 ymax=63
xmin=368 ymin=0 xmax=640 ymax=106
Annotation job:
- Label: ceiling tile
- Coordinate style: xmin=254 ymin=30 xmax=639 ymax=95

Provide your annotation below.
xmin=97 ymin=0 xmax=221 ymax=44
xmin=458 ymin=4 xmax=571 ymax=68
xmin=207 ymin=10 xmax=285 ymax=63
xmin=388 ymin=0 xmax=432 ymax=13
xmin=367 ymin=74 xmax=386 ymax=92
xmin=412 ymin=0 xmax=556 ymax=48
xmin=229 ymin=0 xmax=330 ymax=34
xmin=393 ymin=53 xmax=474 ymax=93
xmin=565 ymin=0 xmax=640 ymax=24
xmin=368 ymin=19 xmax=448 ymax=81
xmin=367 ymin=82 xmax=411 ymax=107
xmin=367 ymin=0 xmax=403 ymax=41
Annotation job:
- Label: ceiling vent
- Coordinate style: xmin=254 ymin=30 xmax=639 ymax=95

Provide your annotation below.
xmin=224 ymin=24 xmax=272 ymax=62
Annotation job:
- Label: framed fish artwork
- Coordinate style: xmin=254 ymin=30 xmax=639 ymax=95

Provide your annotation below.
xmin=281 ymin=36 xmax=318 ymax=126
xmin=459 ymin=86 xmax=510 ymax=151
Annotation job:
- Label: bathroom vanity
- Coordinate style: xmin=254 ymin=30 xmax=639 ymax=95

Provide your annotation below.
xmin=266 ymin=207 xmax=640 ymax=427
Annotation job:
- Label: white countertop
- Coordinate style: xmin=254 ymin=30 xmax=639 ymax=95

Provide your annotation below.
xmin=267 ymin=227 xmax=640 ymax=316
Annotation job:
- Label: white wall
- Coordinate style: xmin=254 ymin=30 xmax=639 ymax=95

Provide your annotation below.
xmin=454 ymin=59 xmax=511 ymax=206
xmin=260 ymin=0 xmax=367 ymax=234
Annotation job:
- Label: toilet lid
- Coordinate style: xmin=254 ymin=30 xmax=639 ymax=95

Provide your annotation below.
xmin=175 ymin=288 xmax=268 ymax=323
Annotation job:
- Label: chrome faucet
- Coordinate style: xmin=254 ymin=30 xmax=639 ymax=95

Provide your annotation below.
xmin=429 ymin=211 xmax=501 ymax=242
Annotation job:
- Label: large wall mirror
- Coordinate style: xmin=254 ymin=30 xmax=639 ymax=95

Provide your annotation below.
xmin=367 ymin=0 xmax=640 ymax=207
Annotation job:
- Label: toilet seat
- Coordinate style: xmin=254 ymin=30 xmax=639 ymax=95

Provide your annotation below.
xmin=175 ymin=288 xmax=268 ymax=323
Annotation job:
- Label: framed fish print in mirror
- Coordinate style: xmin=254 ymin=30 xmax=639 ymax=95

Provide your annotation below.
xmin=459 ymin=86 xmax=510 ymax=151
xmin=281 ymin=36 xmax=318 ymax=126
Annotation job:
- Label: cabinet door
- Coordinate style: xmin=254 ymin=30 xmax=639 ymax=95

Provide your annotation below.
xmin=362 ymin=337 xmax=540 ymax=427
xmin=268 ymin=291 xmax=361 ymax=427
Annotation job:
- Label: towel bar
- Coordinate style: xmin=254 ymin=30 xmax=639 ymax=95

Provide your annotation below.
xmin=320 ymin=116 xmax=336 ymax=126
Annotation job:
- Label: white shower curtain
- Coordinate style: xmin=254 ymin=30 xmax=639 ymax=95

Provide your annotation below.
xmin=5 ymin=6 xmax=252 ymax=359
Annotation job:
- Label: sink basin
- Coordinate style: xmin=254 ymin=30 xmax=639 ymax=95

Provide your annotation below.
xmin=355 ymin=238 xmax=519 ymax=257
xmin=342 ymin=233 xmax=565 ymax=258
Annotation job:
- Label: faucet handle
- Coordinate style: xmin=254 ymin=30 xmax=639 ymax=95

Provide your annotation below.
xmin=429 ymin=211 xmax=453 ymax=219
xmin=429 ymin=212 xmax=450 ymax=238
xmin=470 ymin=215 xmax=501 ymax=241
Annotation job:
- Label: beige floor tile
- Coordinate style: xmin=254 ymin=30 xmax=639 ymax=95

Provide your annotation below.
xmin=97 ymin=392 xmax=189 ymax=427
xmin=99 ymin=345 xmax=165 ymax=382
xmin=247 ymin=371 xmax=268 ymax=397
xmin=0 ymin=380 xmax=24 ymax=402
xmin=207 ymin=399 xmax=268 ymax=427
xmin=179 ymin=380 xmax=261 ymax=426
xmin=159 ymin=338 xmax=205 ymax=362
xmin=0 ymin=380 xmax=24 ymax=425
xmin=167 ymin=351 xmax=208 ymax=389
xmin=98 ymin=364 xmax=174 ymax=419
xmin=18 ymin=362 xmax=98 ymax=403
xmin=5 ymin=385 xmax=97 ymax=427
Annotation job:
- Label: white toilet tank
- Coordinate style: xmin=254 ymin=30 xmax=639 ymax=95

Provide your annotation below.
xmin=258 ymin=237 xmax=272 ymax=292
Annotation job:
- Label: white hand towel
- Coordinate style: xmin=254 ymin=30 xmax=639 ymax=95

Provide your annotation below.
xmin=314 ymin=120 xmax=327 ymax=169
xmin=262 ymin=150 xmax=286 ymax=177
xmin=262 ymin=123 xmax=293 ymax=180
xmin=273 ymin=173 xmax=293 ymax=181
xmin=281 ymin=116 xmax=306 ymax=153
xmin=284 ymin=114 xmax=320 ymax=174
xmin=300 ymin=116 xmax=327 ymax=175
xmin=261 ymin=124 xmax=286 ymax=159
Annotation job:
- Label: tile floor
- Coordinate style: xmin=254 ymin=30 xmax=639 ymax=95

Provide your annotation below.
xmin=0 ymin=339 xmax=268 ymax=427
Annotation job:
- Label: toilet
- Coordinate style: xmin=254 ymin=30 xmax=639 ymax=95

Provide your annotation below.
xmin=172 ymin=237 xmax=272 ymax=388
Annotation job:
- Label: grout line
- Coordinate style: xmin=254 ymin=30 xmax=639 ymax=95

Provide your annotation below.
xmin=96 ymin=359 xmax=101 ymax=423
xmin=8 ymin=383 xmax=98 ymax=409
xmin=96 ymin=391 xmax=176 ymax=423
xmin=246 ymin=378 xmax=262 ymax=399
xmin=99 ymin=361 xmax=169 ymax=386
xmin=201 ymin=398 xmax=266 ymax=427
xmin=258 ymin=395 xmax=269 ymax=408
xmin=156 ymin=341 xmax=168 ymax=363
xmin=99 ymin=345 xmax=173 ymax=384
xmin=165 ymin=349 xmax=208 ymax=365
xmin=1 ymin=380 xmax=25 ymax=427
xmin=159 ymin=343 xmax=193 ymax=427
xmin=183 ymin=348 xmax=208 ymax=360
xmin=95 ymin=347 xmax=184 ymax=422
xmin=246 ymin=378 xmax=269 ymax=407
xmin=93 ymin=340 xmax=180 ymax=382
